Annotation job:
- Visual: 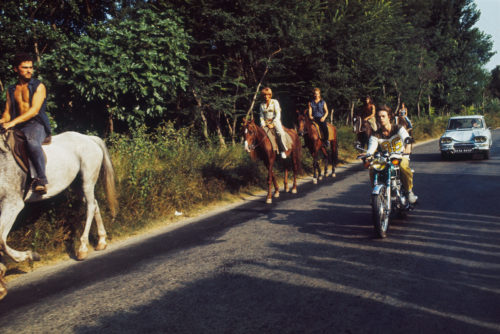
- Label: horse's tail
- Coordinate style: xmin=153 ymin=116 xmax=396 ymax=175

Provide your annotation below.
xmin=91 ymin=136 xmax=118 ymax=219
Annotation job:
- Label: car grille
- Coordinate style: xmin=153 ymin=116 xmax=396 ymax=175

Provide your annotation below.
xmin=453 ymin=143 xmax=474 ymax=153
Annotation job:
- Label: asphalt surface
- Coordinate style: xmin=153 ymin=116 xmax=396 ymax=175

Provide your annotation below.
xmin=0 ymin=131 xmax=499 ymax=333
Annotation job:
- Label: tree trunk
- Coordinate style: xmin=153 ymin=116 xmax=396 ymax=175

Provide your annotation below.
xmin=245 ymin=48 xmax=282 ymax=120
xmin=216 ymin=123 xmax=226 ymax=148
xmin=107 ymin=108 xmax=114 ymax=135
xmin=427 ymin=94 xmax=432 ymax=115
xmin=393 ymin=80 xmax=401 ymax=112
xmin=417 ymin=84 xmax=423 ymax=118
xmin=192 ymin=88 xmax=209 ymax=141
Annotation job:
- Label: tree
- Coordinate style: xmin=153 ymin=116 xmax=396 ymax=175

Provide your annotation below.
xmin=41 ymin=8 xmax=190 ymax=133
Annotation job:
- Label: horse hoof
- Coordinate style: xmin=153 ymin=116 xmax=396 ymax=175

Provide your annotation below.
xmin=313 ymin=178 xmax=317 ymax=184
xmin=95 ymin=242 xmax=107 ymax=251
xmin=77 ymin=251 xmax=88 ymax=261
xmin=265 ymin=198 xmax=272 ymax=204
xmin=331 ymin=173 xmax=336 ymax=178
xmin=284 ymin=187 xmax=289 ymax=193
xmin=291 ymin=188 xmax=297 ymax=194
xmin=31 ymin=252 xmax=41 ymax=262
xmin=318 ymin=176 xmax=323 ymax=181
xmin=274 ymin=191 xmax=280 ymax=198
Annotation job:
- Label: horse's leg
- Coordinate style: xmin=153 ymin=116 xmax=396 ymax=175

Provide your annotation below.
xmin=321 ymin=145 xmax=328 ymax=179
xmin=77 ymin=162 xmax=103 ymax=260
xmin=93 ymin=200 xmax=107 ymax=251
xmin=0 ymin=199 xmax=40 ymax=262
xmin=312 ymin=151 xmax=319 ymax=184
xmin=291 ymin=150 xmax=298 ymax=194
xmin=77 ymin=189 xmax=96 ymax=260
xmin=330 ymin=140 xmax=337 ymax=178
xmin=272 ymin=168 xmax=280 ymax=199
xmin=265 ymin=158 xmax=274 ymax=204
xmin=284 ymin=163 xmax=289 ymax=193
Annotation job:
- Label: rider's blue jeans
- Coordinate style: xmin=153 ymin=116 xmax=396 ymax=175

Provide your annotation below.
xmin=19 ymin=120 xmax=48 ymax=184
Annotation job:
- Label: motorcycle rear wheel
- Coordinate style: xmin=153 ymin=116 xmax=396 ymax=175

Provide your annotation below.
xmin=372 ymin=185 xmax=389 ymax=238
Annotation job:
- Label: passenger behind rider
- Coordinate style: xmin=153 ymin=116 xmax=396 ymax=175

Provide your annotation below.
xmin=362 ymin=105 xmax=418 ymax=204
xmin=308 ymin=87 xmax=330 ymax=148
xmin=259 ymin=87 xmax=287 ymax=159
xmin=0 ymin=53 xmax=51 ymax=194
xmin=398 ymin=102 xmax=413 ymax=130
xmin=362 ymin=96 xmax=377 ymax=132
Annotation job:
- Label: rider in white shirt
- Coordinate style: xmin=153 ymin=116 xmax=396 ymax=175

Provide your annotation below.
xmin=366 ymin=105 xmax=418 ymax=204
xmin=259 ymin=87 xmax=287 ymax=159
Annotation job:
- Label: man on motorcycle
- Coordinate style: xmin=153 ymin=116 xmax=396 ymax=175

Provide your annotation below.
xmin=365 ymin=105 xmax=418 ymax=204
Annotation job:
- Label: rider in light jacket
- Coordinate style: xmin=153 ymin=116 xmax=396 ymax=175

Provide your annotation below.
xmin=259 ymin=87 xmax=287 ymax=159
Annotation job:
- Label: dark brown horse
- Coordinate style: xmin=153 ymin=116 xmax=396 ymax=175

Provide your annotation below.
xmin=243 ymin=118 xmax=302 ymax=204
xmin=296 ymin=110 xmax=338 ymax=183
xmin=353 ymin=115 xmax=373 ymax=150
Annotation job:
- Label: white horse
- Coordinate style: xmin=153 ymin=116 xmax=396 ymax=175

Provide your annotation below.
xmin=0 ymin=131 xmax=118 ymax=266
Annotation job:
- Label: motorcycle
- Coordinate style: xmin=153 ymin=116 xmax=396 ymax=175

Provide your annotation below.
xmin=358 ymin=138 xmax=415 ymax=238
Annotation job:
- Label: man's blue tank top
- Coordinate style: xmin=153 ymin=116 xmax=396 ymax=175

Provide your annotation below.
xmin=310 ymin=99 xmax=325 ymax=118
xmin=8 ymin=78 xmax=51 ymax=134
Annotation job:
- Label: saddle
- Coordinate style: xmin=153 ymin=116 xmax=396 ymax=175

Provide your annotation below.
xmin=5 ymin=129 xmax=51 ymax=174
xmin=312 ymin=121 xmax=335 ymax=140
xmin=263 ymin=126 xmax=293 ymax=153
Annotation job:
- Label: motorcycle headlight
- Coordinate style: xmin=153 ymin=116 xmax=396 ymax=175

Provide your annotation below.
xmin=371 ymin=159 xmax=387 ymax=171
xmin=474 ymin=136 xmax=487 ymax=143
xmin=440 ymin=137 xmax=452 ymax=144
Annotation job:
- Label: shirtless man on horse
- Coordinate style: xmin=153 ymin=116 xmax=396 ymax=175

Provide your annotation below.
xmin=0 ymin=53 xmax=51 ymax=194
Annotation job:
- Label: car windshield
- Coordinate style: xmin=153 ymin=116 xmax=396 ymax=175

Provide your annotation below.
xmin=447 ymin=118 xmax=483 ymax=130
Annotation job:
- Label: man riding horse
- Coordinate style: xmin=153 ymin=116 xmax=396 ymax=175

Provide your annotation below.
xmin=0 ymin=53 xmax=51 ymax=194
xmin=308 ymin=88 xmax=330 ymax=148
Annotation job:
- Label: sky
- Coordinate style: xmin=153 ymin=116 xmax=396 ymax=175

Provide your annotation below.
xmin=474 ymin=0 xmax=500 ymax=71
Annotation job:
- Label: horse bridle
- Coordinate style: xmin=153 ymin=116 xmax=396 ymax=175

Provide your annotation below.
xmin=245 ymin=126 xmax=267 ymax=151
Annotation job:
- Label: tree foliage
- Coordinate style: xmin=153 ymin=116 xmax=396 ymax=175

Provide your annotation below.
xmin=40 ymin=8 xmax=190 ymax=132
xmin=0 ymin=0 xmax=495 ymax=139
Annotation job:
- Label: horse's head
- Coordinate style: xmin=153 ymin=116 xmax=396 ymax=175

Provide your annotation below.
xmin=295 ymin=109 xmax=308 ymax=136
xmin=352 ymin=116 xmax=360 ymax=133
xmin=242 ymin=118 xmax=260 ymax=153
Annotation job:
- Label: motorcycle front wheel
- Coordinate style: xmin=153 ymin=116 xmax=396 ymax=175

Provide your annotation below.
xmin=372 ymin=185 xmax=390 ymax=238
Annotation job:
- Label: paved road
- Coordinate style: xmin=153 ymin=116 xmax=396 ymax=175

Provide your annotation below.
xmin=0 ymin=132 xmax=499 ymax=333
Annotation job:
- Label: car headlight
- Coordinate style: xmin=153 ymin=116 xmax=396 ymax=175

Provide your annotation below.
xmin=474 ymin=136 xmax=487 ymax=143
xmin=440 ymin=137 xmax=452 ymax=144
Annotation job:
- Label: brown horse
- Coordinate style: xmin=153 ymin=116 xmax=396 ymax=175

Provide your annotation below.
xmin=243 ymin=118 xmax=302 ymax=204
xmin=296 ymin=110 xmax=338 ymax=183
xmin=353 ymin=115 xmax=373 ymax=150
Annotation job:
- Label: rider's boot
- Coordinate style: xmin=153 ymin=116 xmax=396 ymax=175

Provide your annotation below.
xmin=277 ymin=135 xmax=287 ymax=159
xmin=34 ymin=178 xmax=48 ymax=194
xmin=408 ymin=190 xmax=418 ymax=204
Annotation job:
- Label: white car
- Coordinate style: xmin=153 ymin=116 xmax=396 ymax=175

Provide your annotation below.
xmin=439 ymin=115 xmax=492 ymax=159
